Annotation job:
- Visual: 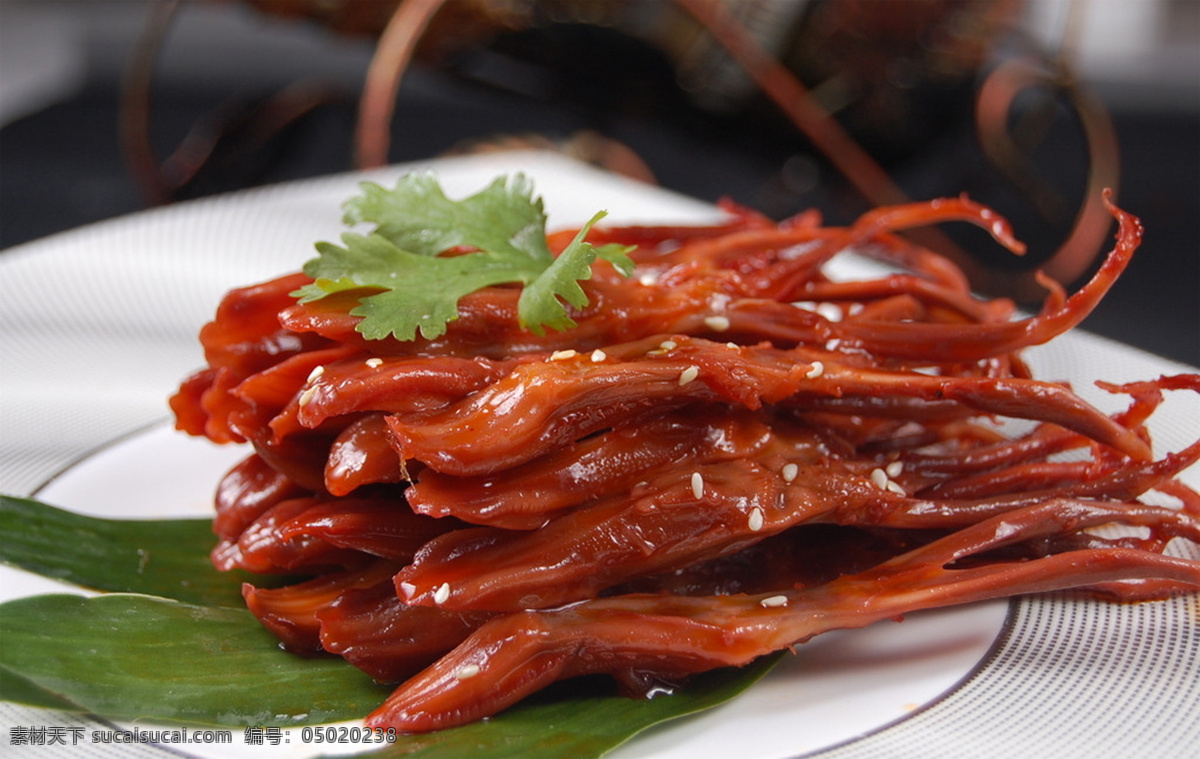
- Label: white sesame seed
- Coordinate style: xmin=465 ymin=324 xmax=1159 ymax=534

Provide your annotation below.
xmin=886 ymin=480 xmax=907 ymax=496
xmin=805 ymin=361 xmax=825 ymax=379
xmin=550 ymin=349 xmax=577 ymax=361
xmin=678 ymin=365 xmax=700 ymax=386
xmin=781 ymin=463 xmax=799 ymax=483
xmin=307 ymin=365 xmax=325 ymax=382
xmin=432 ymin=582 xmax=451 ymax=605
xmin=825 ymin=339 xmax=842 ymax=351
xmin=760 ymin=595 xmax=789 ymax=608
xmin=726 ymin=342 xmax=740 ymax=350
xmin=455 ymin=664 xmax=481 ymax=680
xmin=659 ymin=340 xmax=677 ymax=351
xmin=691 ymin=472 xmax=705 ymax=499
xmin=779 ymin=240 xmax=820 ymax=259
xmin=365 ymin=357 xmax=384 ymax=368
xmin=848 ymin=303 xmax=865 ymax=316
xmin=748 ymin=507 xmax=764 ymax=532
xmin=816 ymin=303 xmax=844 ymax=323
xmin=298 ymin=387 xmax=317 ymax=407
xmin=885 ymin=461 xmax=904 ymax=478
xmin=704 ymin=315 xmax=731 ymax=332
xmin=590 ymin=349 xmax=607 ymax=362
xmin=870 ymin=468 xmax=889 ymax=490
xmin=398 ymin=581 xmax=416 ymax=599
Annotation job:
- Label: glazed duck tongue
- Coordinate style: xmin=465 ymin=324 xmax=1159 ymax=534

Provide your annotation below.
xmin=367 ymin=497 xmax=1200 ymax=733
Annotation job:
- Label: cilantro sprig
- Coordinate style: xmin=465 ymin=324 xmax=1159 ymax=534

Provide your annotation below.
xmin=291 ymin=173 xmax=635 ymax=341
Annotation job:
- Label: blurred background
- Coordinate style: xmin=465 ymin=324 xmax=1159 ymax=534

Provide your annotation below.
xmin=1 ymin=0 xmax=1197 ymax=365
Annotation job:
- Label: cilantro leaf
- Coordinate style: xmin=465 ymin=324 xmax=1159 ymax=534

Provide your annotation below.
xmin=519 ymin=212 xmax=635 ymax=334
xmin=293 ymin=173 xmax=634 ymax=341
xmin=345 ymin=173 xmax=553 ymax=263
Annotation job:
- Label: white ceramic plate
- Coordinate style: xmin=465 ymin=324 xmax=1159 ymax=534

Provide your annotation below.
xmin=1 ymin=151 xmax=1196 ymax=759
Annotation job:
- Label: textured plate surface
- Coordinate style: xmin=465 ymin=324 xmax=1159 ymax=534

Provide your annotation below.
xmin=1 ymin=151 xmax=1196 ymax=758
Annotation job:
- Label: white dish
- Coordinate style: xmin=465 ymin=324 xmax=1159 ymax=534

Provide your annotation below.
xmin=1 ymin=151 xmax=1197 ymax=758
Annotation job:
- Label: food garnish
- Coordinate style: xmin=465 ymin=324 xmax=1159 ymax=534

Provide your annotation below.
xmin=291 ymin=173 xmax=635 ymax=340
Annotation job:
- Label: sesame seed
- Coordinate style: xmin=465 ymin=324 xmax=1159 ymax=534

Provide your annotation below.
xmin=704 ymin=315 xmax=731 ymax=332
xmin=886 ymin=480 xmax=907 ymax=496
xmin=781 ymin=463 xmax=799 ymax=482
xmin=748 ymin=507 xmax=764 ymax=532
xmin=590 ymin=349 xmax=607 ymax=362
xmin=691 ymin=472 xmax=705 ymax=499
xmin=726 ymin=342 xmax=740 ymax=350
xmin=550 ymin=349 xmax=577 ymax=361
xmin=805 ymin=361 xmax=825 ymax=379
xmin=307 ymin=365 xmax=325 ymax=382
xmin=678 ymin=365 xmax=700 ymax=386
xmin=760 ymin=595 xmax=789 ymax=608
xmin=825 ymin=339 xmax=842 ymax=351
xmin=298 ymin=387 xmax=317 ymax=407
xmin=885 ymin=461 xmax=904 ymax=478
xmin=816 ymin=303 xmax=844 ymax=322
xmin=455 ymin=664 xmax=481 ymax=680
xmin=659 ymin=340 xmax=677 ymax=351
xmin=365 ymin=357 xmax=384 ymax=368
xmin=870 ymin=468 xmax=889 ymax=490
xmin=432 ymin=582 xmax=451 ymax=605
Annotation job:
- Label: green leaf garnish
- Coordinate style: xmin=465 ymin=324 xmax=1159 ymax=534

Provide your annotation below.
xmin=0 ymin=593 xmax=390 ymax=726
xmin=0 ymin=494 xmax=287 ymax=607
xmin=291 ymin=174 xmax=634 ymax=341
xmin=0 ymin=666 xmax=82 ymax=711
